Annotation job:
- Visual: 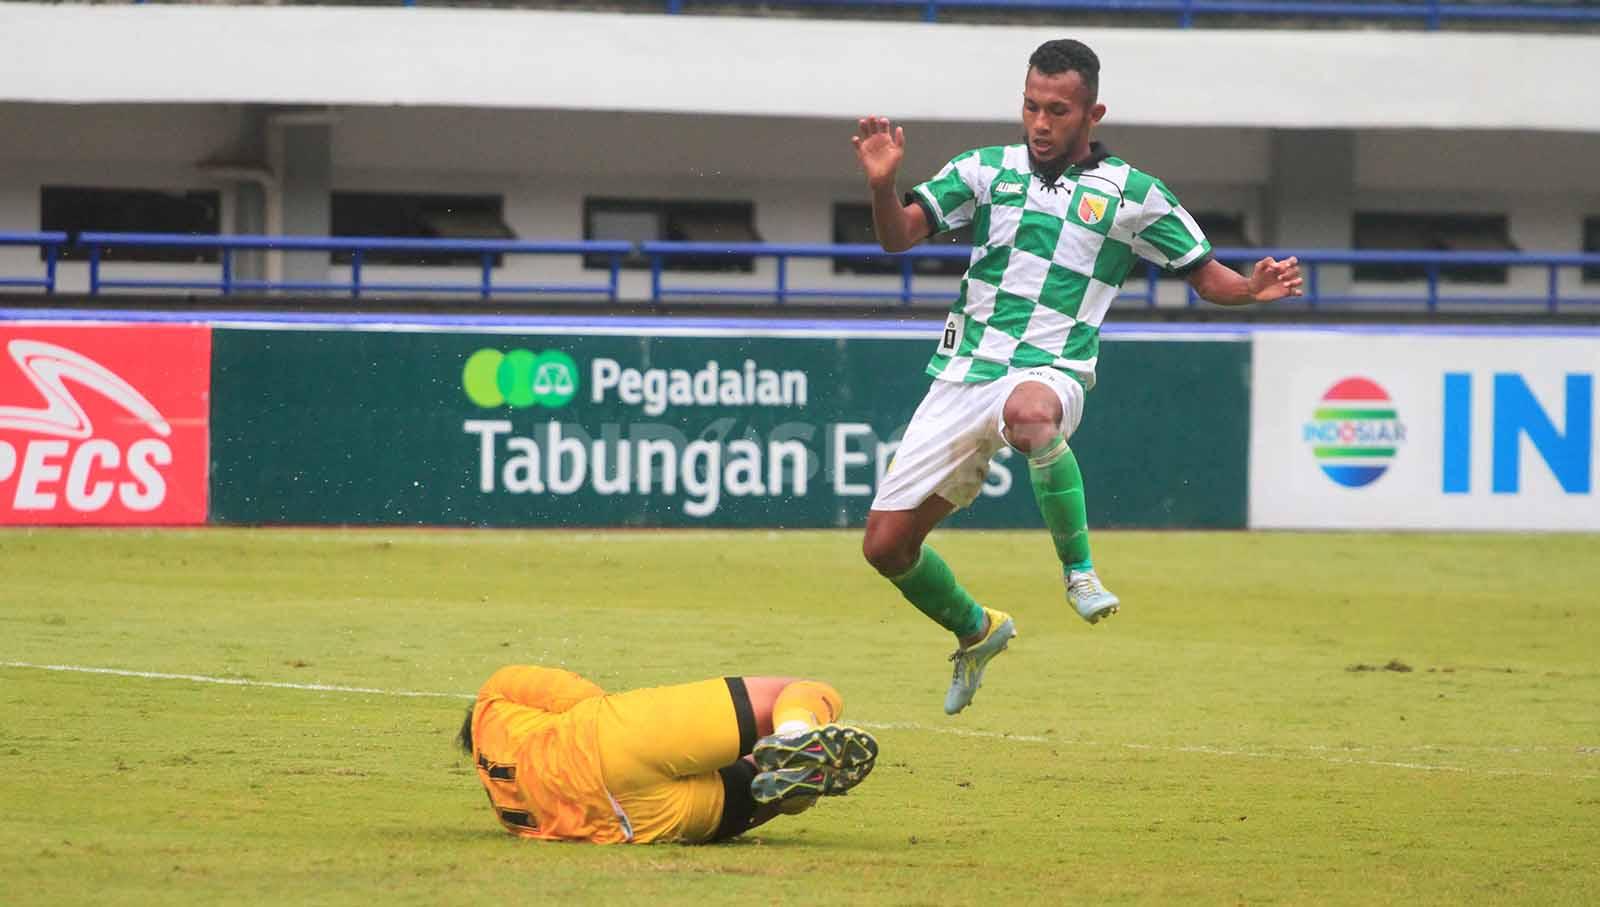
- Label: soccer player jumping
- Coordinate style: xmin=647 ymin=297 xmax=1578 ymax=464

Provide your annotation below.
xmin=854 ymin=39 xmax=1302 ymax=715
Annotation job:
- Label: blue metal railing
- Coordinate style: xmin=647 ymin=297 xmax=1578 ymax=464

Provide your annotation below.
xmin=5 ymin=232 xmax=1600 ymax=312
xmin=1204 ymin=248 xmax=1600 ymax=313
xmin=72 ymin=233 xmax=632 ymax=301
xmin=388 ymin=0 xmax=1600 ymax=29
xmin=639 ymin=242 xmax=979 ymax=306
xmin=636 ymin=241 xmax=1189 ymax=307
xmin=0 ymin=232 xmax=68 ymax=294
xmin=653 ymin=0 xmax=1600 ymax=28
xmin=131 ymin=0 xmax=1600 ymax=28
xmin=640 ymin=242 xmax=1600 ymax=313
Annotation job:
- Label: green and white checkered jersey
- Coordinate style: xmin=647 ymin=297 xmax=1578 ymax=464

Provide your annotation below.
xmin=911 ymin=144 xmax=1211 ymax=388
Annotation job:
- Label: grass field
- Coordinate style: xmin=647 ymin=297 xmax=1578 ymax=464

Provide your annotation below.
xmin=2 ymin=527 xmax=1597 ymax=905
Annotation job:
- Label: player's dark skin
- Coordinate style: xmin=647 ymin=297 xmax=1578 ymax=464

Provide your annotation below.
xmin=855 ymin=67 xmax=1305 ymax=645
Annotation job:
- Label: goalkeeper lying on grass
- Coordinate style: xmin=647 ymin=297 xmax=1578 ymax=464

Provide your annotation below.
xmin=457 ymin=665 xmax=878 ymax=844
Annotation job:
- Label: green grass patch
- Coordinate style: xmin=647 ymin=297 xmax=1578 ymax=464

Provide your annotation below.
xmin=1 ymin=528 xmax=1596 ymax=905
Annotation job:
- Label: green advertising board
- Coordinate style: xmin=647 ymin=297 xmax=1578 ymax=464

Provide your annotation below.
xmin=210 ymin=326 xmax=1248 ymax=528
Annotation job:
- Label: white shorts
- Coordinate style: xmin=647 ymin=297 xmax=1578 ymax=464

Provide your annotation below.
xmin=871 ymin=367 xmax=1087 ymax=512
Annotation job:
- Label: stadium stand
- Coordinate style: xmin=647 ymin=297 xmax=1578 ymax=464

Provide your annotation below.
xmin=0 ymin=1 xmax=1597 ymax=315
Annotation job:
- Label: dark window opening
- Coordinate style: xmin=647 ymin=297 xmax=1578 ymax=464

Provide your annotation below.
xmin=1192 ymin=211 xmax=1253 ymax=275
xmin=42 ymin=186 xmax=221 ymax=263
xmin=331 ymin=192 xmax=514 ymax=267
xmin=1193 ymin=211 xmax=1253 ymax=249
xmin=584 ymin=198 xmax=759 ymax=272
xmin=1353 ymin=212 xmax=1515 ymax=284
xmin=831 ymin=202 xmax=970 ymax=276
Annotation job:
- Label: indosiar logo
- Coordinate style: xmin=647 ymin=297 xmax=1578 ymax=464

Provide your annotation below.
xmin=462 ymin=348 xmax=579 ymax=409
xmin=1301 ymin=377 xmax=1407 ymax=488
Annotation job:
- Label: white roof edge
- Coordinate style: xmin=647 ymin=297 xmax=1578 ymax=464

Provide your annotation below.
xmin=2 ymin=3 xmax=1597 ymax=132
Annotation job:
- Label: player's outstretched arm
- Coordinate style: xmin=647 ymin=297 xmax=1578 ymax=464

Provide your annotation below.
xmin=1186 ymin=256 xmax=1303 ymax=306
xmin=852 ymin=116 xmax=931 ymax=253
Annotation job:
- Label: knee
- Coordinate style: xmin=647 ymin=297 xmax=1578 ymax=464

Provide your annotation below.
xmin=862 ymin=530 xmax=918 ymax=577
xmin=1002 ymin=397 xmax=1063 ymax=454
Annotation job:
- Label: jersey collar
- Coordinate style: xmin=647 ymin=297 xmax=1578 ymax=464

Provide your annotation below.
xmin=1030 ymin=142 xmax=1112 ymax=191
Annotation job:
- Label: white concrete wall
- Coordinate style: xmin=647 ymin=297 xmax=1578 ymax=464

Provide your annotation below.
xmin=2 ymin=104 xmax=1598 ymax=302
xmin=0 ymin=108 xmax=245 ymax=293
xmin=4 ymin=4 xmax=1600 ymax=132
xmin=1355 ymin=131 xmax=1600 ymax=301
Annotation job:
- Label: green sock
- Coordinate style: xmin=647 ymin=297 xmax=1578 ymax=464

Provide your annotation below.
xmin=1028 ymin=436 xmax=1093 ymax=573
xmin=887 ymin=546 xmax=985 ymax=639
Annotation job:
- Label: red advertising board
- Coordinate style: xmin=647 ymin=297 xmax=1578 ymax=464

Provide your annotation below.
xmin=0 ymin=323 xmax=211 ymax=525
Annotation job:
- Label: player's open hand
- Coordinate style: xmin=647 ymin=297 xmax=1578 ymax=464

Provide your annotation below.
xmin=852 ymin=116 xmax=906 ymax=189
xmin=1247 ymin=256 xmax=1304 ymax=302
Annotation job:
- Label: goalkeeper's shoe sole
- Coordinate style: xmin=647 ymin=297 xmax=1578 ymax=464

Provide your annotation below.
xmin=750 ymin=724 xmax=878 ymax=805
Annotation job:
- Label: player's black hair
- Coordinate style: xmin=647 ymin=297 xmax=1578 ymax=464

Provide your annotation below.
xmin=456 ymin=706 xmax=474 ymax=755
xmin=1028 ymin=39 xmax=1100 ymax=102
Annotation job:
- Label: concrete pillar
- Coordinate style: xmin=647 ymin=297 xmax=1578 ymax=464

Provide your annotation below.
xmin=198 ymin=106 xmax=272 ymax=284
xmin=231 ymin=179 xmax=267 ymax=284
xmin=275 ymin=111 xmax=334 ymax=287
xmin=1265 ymin=129 xmax=1355 ymax=299
xmin=231 ymin=108 xmax=270 ymax=284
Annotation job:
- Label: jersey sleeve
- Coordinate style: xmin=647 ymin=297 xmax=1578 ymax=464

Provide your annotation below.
xmin=478 ymin=665 xmax=606 ymax=713
xmin=908 ymin=152 xmax=982 ymax=236
xmin=1127 ymin=178 xmax=1213 ymax=275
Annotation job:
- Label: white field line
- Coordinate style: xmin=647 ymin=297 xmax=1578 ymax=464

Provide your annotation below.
xmin=4 ymin=661 xmax=1594 ymax=781
xmin=0 ymin=661 xmax=471 ymax=699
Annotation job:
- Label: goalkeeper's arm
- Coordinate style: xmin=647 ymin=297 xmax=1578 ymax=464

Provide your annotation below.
xmin=479 ymin=665 xmax=606 ymax=714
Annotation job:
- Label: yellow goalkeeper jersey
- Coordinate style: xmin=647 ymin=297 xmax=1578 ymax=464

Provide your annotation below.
xmin=469 ymin=665 xmax=633 ymax=844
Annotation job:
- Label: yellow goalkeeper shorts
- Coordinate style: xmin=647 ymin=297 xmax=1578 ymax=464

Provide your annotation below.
xmin=592 ymin=676 xmax=758 ymax=844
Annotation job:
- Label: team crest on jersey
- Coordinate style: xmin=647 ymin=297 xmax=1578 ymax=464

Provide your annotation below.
xmin=1077 ymin=193 xmax=1109 ymax=225
xmin=1067 ymin=185 xmax=1118 ymax=235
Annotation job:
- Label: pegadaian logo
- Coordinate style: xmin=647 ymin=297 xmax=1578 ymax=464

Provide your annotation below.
xmin=1302 ymin=377 xmax=1407 ymax=488
xmin=463 ymin=348 xmax=579 ymax=409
